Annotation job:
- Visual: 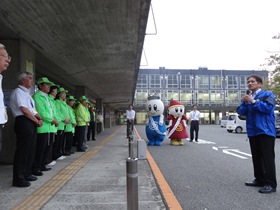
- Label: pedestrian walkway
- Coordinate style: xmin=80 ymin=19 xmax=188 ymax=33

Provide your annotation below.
xmin=0 ymin=125 xmax=166 ymax=210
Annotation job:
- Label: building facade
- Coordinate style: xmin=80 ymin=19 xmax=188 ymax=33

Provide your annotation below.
xmin=133 ymin=67 xmax=268 ymax=124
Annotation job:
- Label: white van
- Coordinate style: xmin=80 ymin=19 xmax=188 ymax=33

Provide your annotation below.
xmin=226 ymin=114 xmax=246 ymax=133
xmin=220 ymin=114 xmax=236 ymax=128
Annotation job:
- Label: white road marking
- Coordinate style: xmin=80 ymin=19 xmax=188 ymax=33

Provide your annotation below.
xmin=193 ymin=139 xmax=216 ymax=144
xmin=222 ymin=149 xmax=251 ymax=159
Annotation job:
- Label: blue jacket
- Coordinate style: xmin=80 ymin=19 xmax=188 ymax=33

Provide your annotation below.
xmin=237 ymin=90 xmax=276 ymax=137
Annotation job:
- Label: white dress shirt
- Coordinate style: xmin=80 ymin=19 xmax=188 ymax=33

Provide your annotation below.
xmin=10 ymin=85 xmax=37 ymax=117
xmin=189 ymin=110 xmax=200 ymax=121
xmin=0 ymin=75 xmax=7 ymax=124
xmin=126 ymin=109 xmax=135 ymax=120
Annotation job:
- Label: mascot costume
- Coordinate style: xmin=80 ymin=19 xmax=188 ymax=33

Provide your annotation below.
xmin=166 ymin=99 xmax=188 ymax=145
xmin=145 ymin=95 xmax=166 ymax=146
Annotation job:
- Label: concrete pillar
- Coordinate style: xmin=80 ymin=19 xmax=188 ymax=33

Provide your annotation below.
xmin=215 ymin=111 xmax=220 ymax=125
xmin=0 ymin=40 xmax=36 ymax=163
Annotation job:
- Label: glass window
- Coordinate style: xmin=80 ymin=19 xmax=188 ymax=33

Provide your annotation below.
xmin=210 ymin=75 xmax=221 ymax=89
xmin=240 ymin=75 xmax=247 ymax=89
xmin=227 ymin=75 xmax=238 ymax=89
xmin=166 ymin=74 xmax=178 ymax=88
xmin=180 ymin=90 xmax=192 ymax=105
xmin=197 ymin=90 xmax=209 ymax=105
xmin=180 ymin=75 xmax=192 ymax=88
xmin=196 ymin=75 xmax=209 ymax=89
xmin=136 ymin=74 xmax=148 ymax=88
xmin=149 ymin=74 xmax=161 ymax=88
xmin=135 ymin=90 xmax=148 ymax=106
xmin=210 ymin=90 xmax=223 ymax=105
xmin=166 ymin=90 xmax=179 ymax=101
xmin=227 ymin=90 xmax=239 ymax=106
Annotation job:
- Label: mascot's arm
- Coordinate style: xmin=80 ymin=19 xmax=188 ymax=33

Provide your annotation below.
xmin=166 ymin=120 xmax=172 ymax=129
xmin=159 ymin=114 xmax=164 ymax=126
xmin=183 ymin=119 xmax=188 ymax=128
xmin=146 ymin=118 xmax=149 ymax=125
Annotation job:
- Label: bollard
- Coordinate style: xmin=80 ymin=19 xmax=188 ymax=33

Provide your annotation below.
xmin=128 ymin=135 xmax=134 ymax=158
xmin=137 ymin=139 xmax=147 ymax=160
xmin=126 ymin=157 xmax=138 ymax=210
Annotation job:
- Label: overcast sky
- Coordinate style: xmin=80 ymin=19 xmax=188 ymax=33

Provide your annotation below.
xmin=141 ymin=0 xmax=280 ymax=70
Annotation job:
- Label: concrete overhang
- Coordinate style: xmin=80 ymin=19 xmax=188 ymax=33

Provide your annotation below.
xmin=0 ymin=0 xmax=151 ymax=110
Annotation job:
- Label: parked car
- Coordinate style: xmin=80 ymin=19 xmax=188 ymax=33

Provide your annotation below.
xmin=220 ymin=114 xmax=236 ymax=128
xmin=226 ymin=114 xmax=246 ymax=133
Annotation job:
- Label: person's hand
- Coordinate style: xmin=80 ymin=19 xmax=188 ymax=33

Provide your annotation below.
xmin=64 ymin=118 xmax=71 ymax=124
xmin=36 ymin=119 xmax=43 ymax=127
xmin=242 ymin=94 xmax=253 ymax=103
xmin=51 ymin=118 xmax=57 ymax=125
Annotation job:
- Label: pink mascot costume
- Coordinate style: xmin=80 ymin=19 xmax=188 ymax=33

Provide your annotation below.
xmin=166 ymin=99 xmax=188 ymax=145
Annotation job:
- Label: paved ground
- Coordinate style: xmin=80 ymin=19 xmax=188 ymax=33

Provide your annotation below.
xmin=0 ymin=125 xmax=166 ymax=210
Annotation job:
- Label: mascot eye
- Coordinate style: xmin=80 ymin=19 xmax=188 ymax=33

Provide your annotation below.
xmin=175 ymin=108 xmax=178 ymax=113
xmin=153 ymin=104 xmax=157 ymax=111
xmin=180 ymin=108 xmax=183 ymax=113
xmin=148 ymin=104 xmax=152 ymax=111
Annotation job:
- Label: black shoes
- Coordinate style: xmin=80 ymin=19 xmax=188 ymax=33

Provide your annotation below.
xmin=12 ymin=181 xmax=31 ymax=187
xmin=41 ymin=167 xmax=51 ymax=172
xmin=259 ymin=185 xmax=276 ymax=194
xmin=245 ymin=180 xmax=264 ymax=187
xmin=25 ymin=175 xmax=38 ymax=181
xmin=32 ymin=171 xmax=44 ymax=176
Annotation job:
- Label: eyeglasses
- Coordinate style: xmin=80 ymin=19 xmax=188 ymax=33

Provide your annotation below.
xmin=0 ymin=54 xmax=11 ymax=61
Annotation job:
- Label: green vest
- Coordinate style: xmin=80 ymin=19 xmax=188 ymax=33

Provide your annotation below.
xmin=56 ymin=98 xmax=69 ymax=131
xmin=75 ymin=104 xmax=90 ymax=126
xmin=49 ymin=95 xmax=60 ymax=133
xmin=33 ymin=91 xmax=53 ymax=133
xmin=65 ymin=105 xmax=77 ymax=133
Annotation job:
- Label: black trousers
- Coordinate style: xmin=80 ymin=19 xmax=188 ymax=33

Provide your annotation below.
xmin=0 ymin=125 xmax=3 ymax=151
xmin=33 ymin=133 xmax=49 ymax=172
xmin=76 ymin=126 xmax=86 ymax=150
xmin=53 ymin=130 xmax=64 ymax=160
xmin=65 ymin=132 xmax=73 ymax=152
xmin=97 ymin=122 xmax=102 ymax=133
xmin=87 ymin=121 xmax=96 ymax=140
xmin=190 ymin=120 xmax=199 ymax=141
xmin=13 ymin=116 xmax=37 ymax=183
xmin=46 ymin=133 xmax=55 ymax=164
xmin=249 ymin=134 xmax=277 ymax=188
xmin=126 ymin=120 xmax=134 ymax=137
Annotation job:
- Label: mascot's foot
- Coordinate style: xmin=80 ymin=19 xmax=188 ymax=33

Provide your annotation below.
xmin=155 ymin=141 xmax=162 ymax=146
xmin=148 ymin=141 xmax=155 ymax=146
xmin=178 ymin=139 xmax=184 ymax=145
xmin=171 ymin=140 xmax=179 ymax=146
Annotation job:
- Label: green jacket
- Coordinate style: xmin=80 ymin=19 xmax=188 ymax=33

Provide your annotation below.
xmin=65 ymin=105 xmax=76 ymax=133
xmin=49 ymin=95 xmax=60 ymax=133
xmin=56 ymin=98 xmax=70 ymax=131
xmin=75 ymin=103 xmax=90 ymax=126
xmin=33 ymin=91 xmax=54 ymax=133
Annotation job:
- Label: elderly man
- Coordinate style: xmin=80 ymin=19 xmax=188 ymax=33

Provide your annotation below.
xmin=10 ymin=72 xmax=43 ymax=187
xmin=0 ymin=43 xmax=11 ymax=151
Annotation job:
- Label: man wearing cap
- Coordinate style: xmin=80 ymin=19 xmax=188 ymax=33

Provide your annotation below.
xmin=32 ymin=77 xmax=56 ymax=176
xmin=65 ymin=96 xmax=77 ymax=154
xmin=54 ymin=87 xmax=71 ymax=159
xmin=75 ymin=96 xmax=90 ymax=152
xmin=87 ymin=106 xmax=96 ymax=141
xmin=0 ymin=43 xmax=11 ymax=151
xmin=10 ymin=72 xmax=43 ymax=187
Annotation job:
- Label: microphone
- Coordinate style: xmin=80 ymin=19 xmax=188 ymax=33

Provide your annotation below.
xmin=246 ymin=90 xmax=251 ymax=95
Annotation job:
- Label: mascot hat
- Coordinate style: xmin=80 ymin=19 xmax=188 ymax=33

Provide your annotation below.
xmin=168 ymin=99 xmax=183 ymax=110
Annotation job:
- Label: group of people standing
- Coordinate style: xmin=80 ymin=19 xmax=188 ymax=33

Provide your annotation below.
xmin=10 ymin=73 xmax=100 ymax=187
xmin=0 ymin=43 xmax=103 ymax=188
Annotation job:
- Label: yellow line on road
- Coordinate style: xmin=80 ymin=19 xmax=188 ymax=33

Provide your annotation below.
xmin=12 ymin=126 xmax=124 ymax=210
xmin=134 ymin=128 xmax=183 ymax=210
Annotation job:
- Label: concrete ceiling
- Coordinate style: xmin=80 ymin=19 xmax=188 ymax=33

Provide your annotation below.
xmin=0 ymin=0 xmax=151 ymax=110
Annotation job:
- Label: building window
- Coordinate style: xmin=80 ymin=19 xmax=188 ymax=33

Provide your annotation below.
xmin=196 ymin=75 xmax=209 ymax=89
xmin=210 ymin=90 xmax=223 ymax=105
xmin=227 ymin=75 xmax=238 ymax=89
xmin=149 ymin=74 xmax=161 ymax=88
xmin=197 ymin=90 xmax=209 ymax=106
xmin=135 ymin=90 xmax=148 ymax=105
xmin=181 ymin=75 xmax=192 ymax=88
xmin=227 ymin=90 xmax=239 ymax=105
xmin=166 ymin=90 xmax=179 ymax=101
xmin=180 ymin=90 xmax=192 ymax=105
xmin=210 ymin=75 xmax=221 ymax=89
xmin=166 ymin=74 xmax=178 ymax=88
xmin=240 ymin=76 xmax=247 ymax=89
xmin=136 ymin=74 xmax=148 ymax=88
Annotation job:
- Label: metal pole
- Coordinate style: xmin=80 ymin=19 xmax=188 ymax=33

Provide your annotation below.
xmin=128 ymin=138 xmax=134 ymax=158
xmin=126 ymin=157 xmax=138 ymax=210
